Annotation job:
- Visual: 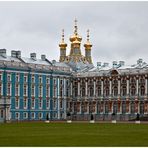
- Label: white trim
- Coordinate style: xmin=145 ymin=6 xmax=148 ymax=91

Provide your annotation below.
xmin=15 ymin=112 xmax=20 ymax=120
xmin=23 ymin=112 xmax=28 ymax=119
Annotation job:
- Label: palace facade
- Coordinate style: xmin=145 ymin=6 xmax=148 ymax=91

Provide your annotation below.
xmin=0 ymin=20 xmax=148 ymax=122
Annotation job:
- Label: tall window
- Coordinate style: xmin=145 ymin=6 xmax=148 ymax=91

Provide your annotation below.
xmin=82 ymin=88 xmax=85 ymax=97
xmin=23 ymin=112 xmax=28 ymax=119
xmin=60 ymin=100 xmax=63 ymax=109
xmin=46 ymin=77 xmax=50 ymax=84
xmin=46 ymin=86 xmax=50 ymax=97
xmin=31 ymin=112 xmax=35 ymax=119
xmin=39 ymin=85 xmax=42 ymax=97
xmin=53 ymin=99 xmax=56 ymax=109
xmin=24 ymin=75 xmax=27 ymax=83
xmin=46 ymin=99 xmax=50 ymax=109
xmin=90 ymin=87 xmax=93 ymax=97
xmin=53 ymin=87 xmax=56 ymax=97
xmin=23 ymin=98 xmax=27 ymax=109
xmin=140 ymin=86 xmax=145 ymax=96
xmin=31 ymin=76 xmax=35 ymax=83
xmin=31 ymin=85 xmax=35 ymax=96
xmin=24 ymin=85 xmax=27 ymax=96
xmin=98 ymin=87 xmax=101 ymax=96
xmin=15 ymin=84 xmax=19 ymax=96
xmin=60 ymin=87 xmax=63 ymax=97
xmin=15 ymin=112 xmax=19 ymax=120
xmin=0 ymin=74 xmax=2 ymax=81
xmin=7 ymin=74 xmax=11 ymax=81
xmin=31 ymin=98 xmax=35 ymax=109
xmin=15 ymin=98 xmax=19 ymax=109
xmin=39 ymin=99 xmax=42 ymax=109
xmin=39 ymin=76 xmax=42 ymax=84
xmin=131 ymin=86 xmax=136 ymax=96
xmin=122 ymin=86 xmax=127 ymax=96
xmin=7 ymin=83 xmax=11 ymax=96
xmin=38 ymin=112 xmax=42 ymax=119
xmin=113 ymin=86 xmax=118 ymax=96
xmin=16 ymin=74 xmax=19 ymax=82
xmin=105 ymin=87 xmax=109 ymax=96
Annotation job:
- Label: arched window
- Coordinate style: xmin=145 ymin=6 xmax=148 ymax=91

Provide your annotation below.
xmin=82 ymin=87 xmax=85 ymax=97
xmin=106 ymin=87 xmax=109 ymax=96
xmin=122 ymin=86 xmax=127 ymax=96
xmin=131 ymin=86 xmax=136 ymax=96
xmin=98 ymin=87 xmax=101 ymax=96
xmin=90 ymin=87 xmax=93 ymax=97
xmin=140 ymin=86 xmax=145 ymax=96
xmin=113 ymin=86 xmax=118 ymax=96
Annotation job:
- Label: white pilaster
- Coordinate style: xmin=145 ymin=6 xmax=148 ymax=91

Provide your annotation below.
xmin=118 ymin=79 xmax=120 ymax=95
xmin=136 ymin=77 xmax=139 ymax=95
xmin=70 ymin=81 xmax=73 ymax=96
xmin=57 ymin=78 xmax=60 ymax=119
xmin=109 ymin=79 xmax=112 ymax=95
xmin=78 ymin=79 xmax=80 ymax=96
xmin=85 ymin=79 xmax=88 ymax=96
xmin=63 ymin=78 xmax=66 ymax=119
xmin=145 ymin=76 xmax=147 ymax=95
xmin=101 ymin=79 xmax=103 ymax=96
xmin=94 ymin=79 xmax=96 ymax=96
xmin=127 ymin=78 xmax=129 ymax=95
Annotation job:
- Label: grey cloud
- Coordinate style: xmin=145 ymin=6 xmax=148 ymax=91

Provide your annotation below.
xmin=0 ymin=1 xmax=148 ymax=66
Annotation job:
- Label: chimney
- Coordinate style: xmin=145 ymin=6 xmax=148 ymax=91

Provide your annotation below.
xmin=0 ymin=49 xmax=7 ymax=58
xmin=97 ymin=62 xmax=101 ymax=68
xmin=113 ymin=61 xmax=117 ymax=67
xmin=137 ymin=58 xmax=143 ymax=64
xmin=11 ymin=50 xmax=17 ymax=58
xmin=119 ymin=61 xmax=125 ymax=67
xmin=16 ymin=51 xmax=21 ymax=58
xmin=103 ymin=62 xmax=109 ymax=67
xmin=41 ymin=55 xmax=46 ymax=61
xmin=30 ymin=53 xmax=36 ymax=60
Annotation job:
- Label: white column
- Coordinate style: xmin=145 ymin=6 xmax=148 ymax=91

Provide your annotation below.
xmin=80 ymin=102 xmax=82 ymax=114
xmin=127 ymin=78 xmax=129 ymax=95
xmin=57 ymin=78 xmax=60 ymax=119
xmin=70 ymin=81 xmax=73 ymax=96
xmin=101 ymin=79 xmax=103 ymax=96
xmin=94 ymin=79 xmax=96 ymax=97
xmin=85 ymin=79 xmax=88 ymax=96
xmin=63 ymin=78 xmax=66 ymax=119
xmin=129 ymin=102 xmax=131 ymax=114
xmin=136 ymin=77 xmax=139 ymax=95
xmin=145 ymin=76 xmax=147 ymax=95
xmin=78 ymin=79 xmax=80 ymax=96
xmin=118 ymin=79 xmax=121 ymax=95
xmin=109 ymin=78 xmax=112 ymax=95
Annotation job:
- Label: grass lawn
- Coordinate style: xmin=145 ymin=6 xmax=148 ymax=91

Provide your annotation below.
xmin=0 ymin=122 xmax=148 ymax=146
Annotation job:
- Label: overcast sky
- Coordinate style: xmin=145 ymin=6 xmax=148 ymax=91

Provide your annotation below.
xmin=0 ymin=1 xmax=148 ymax=67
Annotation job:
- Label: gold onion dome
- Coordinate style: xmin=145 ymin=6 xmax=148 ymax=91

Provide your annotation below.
xmin=70 ymin=19 xmax=82 ymax=43
xmin=84 ymin=29 xmax=92 ymax=49
xmin=59 ymin=29 xmax=67 ymax=49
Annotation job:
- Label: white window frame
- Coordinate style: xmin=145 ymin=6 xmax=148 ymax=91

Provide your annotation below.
xmin=16 ymin=74 xmax=19 ymax=82
xmin=24 ymin=75 xmax=28 ymax=83
xmin=0 ymin=74 xmax=2 ymax=81
xmin=23 ymin=98 xmax=28 ymax=109
xmin=46 ymin=77 xmax=50 ymax=84
xmin=46 ymin=99 xmax=50 ymax=109
xmin=0 ymin=83 xmax=3 ymax=96
xmin=15 ymin=98 xmax=19 ymax=109
xmin=0 ymin=109 xmax=4 ymax=118
xmin=15 ymin=84 xmax=20 ymax=96
xmin=31 ymin=98 xmax=35 ymax=109
xmin=24 ymin=85 xmax=28 ymax=96
xmin=38 ymin=112 xmax=42 ymax=119
xmin=31 ymin=76 xmax=35 ymax=83
xmin=7 ymin=83 xmax=11 ymax=96
xmin=7 ymin=74 xmax=11 ymax=82
xmin=46 ymin=85 xmax=50 ymax=97
xmin=39 ymin=85 xmax=43 ymax=97
xmin=39 ymin=99 xmax=42 ymax=109
xmin=31 ymin=112 xmax=35 ymax=119
xmin=23 ymin=112 xmax=28 ymax=119
xmin=39 ymin=76 xmax=42 ymax=84
xmin=15 ymin=112 xmax=20 ymax=120
xmin=31 ymin=85 xmax=35 ymax=97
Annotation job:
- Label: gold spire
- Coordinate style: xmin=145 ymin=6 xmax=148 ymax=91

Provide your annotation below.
xmin=59 ymin=29 xmax=67 ymax=49
xmin=84 ymin=29 xmax=92 ymax=50
xmin=70 ymin=19 xmax=82 ymax=43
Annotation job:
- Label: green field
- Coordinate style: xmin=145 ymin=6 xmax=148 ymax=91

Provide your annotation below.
xmin=0 ymin=122 xmax=148 ymax=146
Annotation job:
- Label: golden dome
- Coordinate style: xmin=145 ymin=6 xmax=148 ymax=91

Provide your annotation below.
xmin=84 ymin=29 xmax=92 ymax=49
xmin=59 ymin=29 xmax=67 ymax=49
xmin=69 ymin=19 xmax=82 ymax=43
